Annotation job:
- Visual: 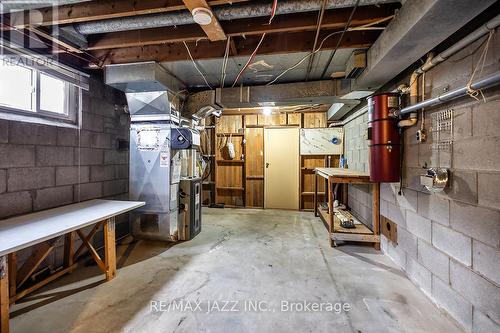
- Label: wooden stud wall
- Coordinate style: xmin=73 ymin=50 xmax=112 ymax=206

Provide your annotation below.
xmin=214 ymin=111 xmax=336 ymax=210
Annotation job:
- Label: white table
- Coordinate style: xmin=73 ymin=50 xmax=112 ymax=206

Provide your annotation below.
xmin=0 ymin=199 xmax=145 ymax=333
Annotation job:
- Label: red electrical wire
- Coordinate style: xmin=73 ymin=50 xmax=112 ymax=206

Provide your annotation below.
xmin=269 ymin=0 xmax=278 ymax=24
xmin=231 ymin=33 xmax=266 ymax=87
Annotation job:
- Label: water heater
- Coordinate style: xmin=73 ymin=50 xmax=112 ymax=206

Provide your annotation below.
xmin=367 ymin=93 xmax=401 ymax=182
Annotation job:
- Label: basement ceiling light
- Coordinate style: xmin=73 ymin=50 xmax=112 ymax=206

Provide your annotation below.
xmin=192 ymin=7 xmax=213 ymax=25
xmin=262 ymin=107 xmax=272 ymax=116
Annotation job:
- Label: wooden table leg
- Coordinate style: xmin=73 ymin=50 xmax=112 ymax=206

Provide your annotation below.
xmin=0 ymin=255 xmax=9 ymax=333
xmin=328 ymin=176 xmax=334 ymax=248
xmin=103 ymin=217 xmax=117 ymax=281
xmin=64 ymin=232 xmax=74 ymax=272
xmin=7 ymin=254 xmax=15 ymax=303
xmin=314 ymin=171 xmax=318 ymax=217
xmin=372 ymin=183 xmax=380 ymax=250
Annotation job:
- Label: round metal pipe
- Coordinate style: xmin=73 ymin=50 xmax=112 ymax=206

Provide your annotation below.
xmin=418 ymin=14 xmax=500 ymax=73
xmin=74 ymin=0 xmax=398 ymax=35
xmin=399 ymin=72 xmax=500 ymax=114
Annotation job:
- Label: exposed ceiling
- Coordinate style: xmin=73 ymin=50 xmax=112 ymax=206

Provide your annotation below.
xmin=0 ymin=0 xmax=401 ymax=89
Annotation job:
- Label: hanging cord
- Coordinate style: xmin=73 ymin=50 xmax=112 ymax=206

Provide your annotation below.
xmin=266 ymin=15 xmax=393 ymax=85
xmin=220 ymin=36 xmax=231 ymax=88
xmin=466 ymin=30 xmax=494 ymax=102
xmin=183 ymin=41 xmax=213 ymax=89
xmin=319 ymin=0 xmax=360 ymax=78
xmin=269 ymin=0 xmax=278 ymax=24
xmin=231 ymin=33 xmax=266 ymax=87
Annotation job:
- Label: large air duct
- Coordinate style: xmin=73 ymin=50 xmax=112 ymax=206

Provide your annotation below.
xmin=75 ymin=0 xmax=399 ymax=35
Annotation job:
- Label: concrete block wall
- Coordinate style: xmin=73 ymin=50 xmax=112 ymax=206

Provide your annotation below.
xmin=0 ymin=76 xmax=130 ymax=269
xmin=345 ymin=34 xmax=500 ymax=332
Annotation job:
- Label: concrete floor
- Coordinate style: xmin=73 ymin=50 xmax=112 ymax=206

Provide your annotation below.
xmin=11 ymin=208 xmax=463 ymax=333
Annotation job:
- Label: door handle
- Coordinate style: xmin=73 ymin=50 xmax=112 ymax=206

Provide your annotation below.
xmin=266 ymin=163 xmax=269 ymax=168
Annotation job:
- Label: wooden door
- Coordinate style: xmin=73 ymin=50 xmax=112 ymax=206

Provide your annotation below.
xmin=264 ymin=127 xmax=299 ymax=210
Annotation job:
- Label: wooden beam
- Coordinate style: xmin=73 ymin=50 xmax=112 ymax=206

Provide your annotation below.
xmin=10 ymin=264 xmax=77 ymax=303
xmin=0 ymin=256 xmax=8 ymax=333
xmin=182 ymin=0 xmax=226 ymax=41
xmin=8 ymin=0 xmax=250 ymax=27
xmin=86 ymin=6 xmax=396 ymax=51
xmin=26 ymin=27 xmax=83 ymax=53
xmin=103 ymin=218 xmax=116 ymax=281
xmin=16 ymin=242 xmax=54 ymax=288
xmin=91 ymin=30 xmax=380 ymax=65
xmin=76 ymin=230 xmax=106 ymax=272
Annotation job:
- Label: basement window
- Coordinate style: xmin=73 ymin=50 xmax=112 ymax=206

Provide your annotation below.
xmin=0 ymin=59 xmax=82 ymax=127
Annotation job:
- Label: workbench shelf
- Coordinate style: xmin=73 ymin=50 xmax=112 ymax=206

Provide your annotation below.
xmin=314 ymin=168 xmax=380 ymax=248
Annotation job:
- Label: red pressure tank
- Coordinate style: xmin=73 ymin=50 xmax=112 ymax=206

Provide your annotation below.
xmin=367 ymin=93 xmax=401 ymax=182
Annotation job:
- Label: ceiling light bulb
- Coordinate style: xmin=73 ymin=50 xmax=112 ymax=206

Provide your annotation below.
xmin=262 ymin=107 xmax=272 ymax=116
xmin=192 ymin=7 xmax=213 ymax=25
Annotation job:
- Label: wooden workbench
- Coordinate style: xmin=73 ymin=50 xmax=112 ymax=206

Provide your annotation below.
xmin=313 ymin=168 xmax=380 ymax=248
xmin=0 ymin=199 xmax=145 ymax=333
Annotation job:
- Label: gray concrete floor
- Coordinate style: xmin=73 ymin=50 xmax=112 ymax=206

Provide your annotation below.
xmin=11 ymin=208 xmax=463 ymax=333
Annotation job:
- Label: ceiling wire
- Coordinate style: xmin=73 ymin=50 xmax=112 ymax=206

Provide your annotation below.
xmin=305 ymin=0 xmax=328 ymax=81
xmin=220 ymin=36 xmax=231 ymax=88
xmin=266 ymin=15 xmax=393 ymax=86
xmin=320 ymin=0 xmax=360 ymax=78
xmin=269 ymin=0 xmax=278 ymax=24
xmin=182 ymin=40 xmax=213 ymax=89
xmin=231 ymin=33 xmax=266 ymax=87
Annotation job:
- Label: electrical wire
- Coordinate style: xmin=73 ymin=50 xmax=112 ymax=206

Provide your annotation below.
xmin=231 ymin=33 xmax=266 ymax=87
xmin=305 ymin=0 xmax=328 ymax=81
xmin=269 ymin=0 xmax=278 ymax=24
xmin=266 ymin=16 xmax=393 ymax=86
xmin=320 ymin=0 xmax=360 ymax=78
xmin=183 ymin=41 xmax=213 ymax=90
xmin=220 ymin=36 xmax=231 ymax=88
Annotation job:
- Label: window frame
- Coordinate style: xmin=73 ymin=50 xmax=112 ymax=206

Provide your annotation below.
xmin=0 ymin=61 xmax=81 ymax=127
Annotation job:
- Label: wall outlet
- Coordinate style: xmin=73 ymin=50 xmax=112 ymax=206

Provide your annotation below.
xmin=416 ymin=129 xmax=427 ymax=143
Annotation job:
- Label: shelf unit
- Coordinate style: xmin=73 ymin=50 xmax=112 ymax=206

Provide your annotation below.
xmin=215 ymin=115 xmax=247 ymax=207
xmin=300 ymin=155 xmax=339 ymax=211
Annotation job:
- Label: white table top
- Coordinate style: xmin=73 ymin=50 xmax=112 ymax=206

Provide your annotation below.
xmin=0 ymin=199 xmax=145 ymax=257
xmin=315 ymin=167 xmax=370 ymax=178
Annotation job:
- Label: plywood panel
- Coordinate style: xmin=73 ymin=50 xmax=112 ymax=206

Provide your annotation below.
xmin=264 ymin=127 xmax=299 ymax=210
xmin=258 ymin=114 xmax=286 ymax=126
xmin=303 ymin=112 xmax=327 ymax=128
xmin=216 ymin=115 xmax=243 ymax=133
xmin=246 ymin=179 xmax=264 ymax=208
xmin=216 ymin=135 xmax=243 ymax=161
xmin=217 ymin=189 xmax=244 ymax=207
xmin=245 ymin=127 xmax=264 ymax=208
xmin=287 ymin=113 xmax=302 ymax=126
xmin=216 ymin=164 xmax=243 ymax=187
xmin=245 ymin=114 xmax=258 ymax=126
xmin=245 ymin=128 xmax=264 ymax=176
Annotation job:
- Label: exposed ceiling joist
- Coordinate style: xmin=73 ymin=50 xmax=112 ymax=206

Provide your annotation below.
xmin=182 ymin=0 xmax=226 ymax=41
xmin=91 ymin=30 xmax=379 ymax=66
xmin=86 ymin=6 xmax=394 ymax=51
xmin=8 ymin=0 xmax=250 ymax=27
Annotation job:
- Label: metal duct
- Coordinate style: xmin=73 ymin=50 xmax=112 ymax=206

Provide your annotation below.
xmin=105 ymin=62 xmax=185 ymax=116
xmin=75 ymin=0 xmax=399 ymax=35
xmin=418 ymin=14 xmax=500 ymax=74
xmin=0 ymin=0 xmax=90 ymax=13
xmin=399 ymin=72 xmax=500 ymax=114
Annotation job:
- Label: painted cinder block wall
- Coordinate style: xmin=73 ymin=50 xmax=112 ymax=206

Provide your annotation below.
xmin=344 ymin=33 xmax=500 ymax=332
xmin=0 ymin=75 xmax=130 ymax=268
